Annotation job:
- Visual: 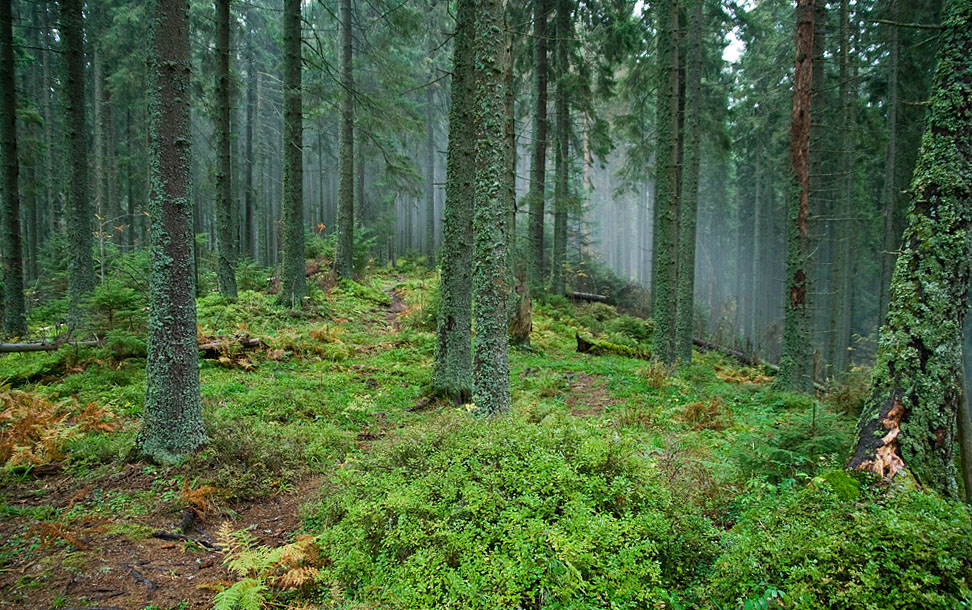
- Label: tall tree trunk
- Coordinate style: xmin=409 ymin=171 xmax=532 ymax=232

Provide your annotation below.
xmin=527 ymin=0 xmax=548 ymax=288
xmin=675 ymin=0 xmax=702 ymax=363
xmin=829 ymin=0 xmax=854 ymax=373
xmin=281 ymin=0 xmax=306 ymax=306
xmin=1 ymin=0 xmax=25 ymax=337
xmin=877 ymin=0 xmax=900 ymax=324
xmin=425 ymin=2 xmax=437 ymax=266
xmin=776 ymin=0 xmax=815 ymax=393
xmin=244 ymin=9 xmax=257 ymax=260
xmin=61 ymin=0 xmax=94 ymax=325
xmin=432 ymin=0 xmax=475 ymax=402
xmin=139 ymin=0 xmax=206 ymax=464
xmin=550 ymin=0 xmax=570 ymax=296
xmin=335 ymin=0 xmax=355 ymax=279
xmin=848 ymin=0 xmax=972 ymax=497
xmin=471 ymin=0 xmax=511 ymax=415
xmin=651 ymin=0 xmax=679 ymax=364
xmin=215 ymin=0 xmax=237 ymax=297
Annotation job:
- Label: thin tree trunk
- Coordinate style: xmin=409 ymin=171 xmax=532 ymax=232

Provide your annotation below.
xmin=215 ymin=0 xmax=237 ymax=297
xmin=244 ymin=9 xmax=256 ymax=260
xmin=527 ymin=0 xmax=548 ymax=288
xmin=1 ymin=0 xmax=26 ymax=337
xmin=776 ymin=0 xmax=815 ymax=393
xmin=280 ymin=0 xmax=306 ymax=306
xmin=61 ymin=0 xmax=94 ymax=325
xmin=847 ymin=0 xmax=972 ymax=497
xmin=877 ymin=0 xmax=900 ymax=324
xmin=335 ymin=0 xmax=355 ymax=279
xmin=550 ymin=0 xmax=570 ymax=296
xmin=139 ymin=0 xmax=206 ymax=464
xmin=425 ymin=2 xmax=437 ymax=266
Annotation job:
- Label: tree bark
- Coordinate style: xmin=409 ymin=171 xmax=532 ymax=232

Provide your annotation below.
xmin=61 ymin=0 xmax=94 ymax=325
xmin=550 ymin=0 xmax=570 ymax=296
xmin=675 ymin=0 xmax=702 ymax=363
xmin=215 ymin=0 xmax=237 ymax=298
xmin=527 ymin=0 xmax=548 ymax=288
xmin=776 ymin=0 xmax=815 ymax=393
xmin=281 ymin=0 xmax=306 ymax=306
xmin=848 ymin=0 xmax=972 ymax=497
xmin=651 ymin=0 xmax=679 ymax=364
xmin=139 ymin=0 xmax=206 ymax=464
xmin=471 ymin=0 xmax=511 ymax=415
xmin=335 ymin=0 xmax=355 ymax=279
xmin=432 ymin=0 xmax=475 ymax=402
xmin=1 ymin=0 xmax=25 ymax=337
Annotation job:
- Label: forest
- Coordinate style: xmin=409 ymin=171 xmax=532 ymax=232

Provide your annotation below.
xmin=1 ymin=0 xmax=972 ymax=607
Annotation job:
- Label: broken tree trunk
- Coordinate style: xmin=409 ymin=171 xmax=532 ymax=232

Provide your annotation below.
xmin=0 ymin=340 xmax=101 ymax=353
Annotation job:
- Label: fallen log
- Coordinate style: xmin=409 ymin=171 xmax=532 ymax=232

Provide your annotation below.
xmin=0 ymin=340 xmax=100 ymax=353
xmin=692 ymin=336 xmax=828 ymax=393
xmin=197 ymin=334 xmax=262 ymax=356
xmin=567 ymin=291 xmax=610 ymax=303
xmin=576 ymin=333 xmax=651 ymax=361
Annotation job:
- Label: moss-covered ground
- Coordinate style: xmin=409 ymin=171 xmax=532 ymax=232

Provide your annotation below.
xmin=1 ymin=261 xmax=970 ymax=610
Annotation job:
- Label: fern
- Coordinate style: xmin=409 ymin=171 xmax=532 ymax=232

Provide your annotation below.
xmin=212 ymin=577 xmax=267 ymax=610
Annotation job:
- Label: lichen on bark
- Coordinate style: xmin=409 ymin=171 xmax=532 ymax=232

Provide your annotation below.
xmin=280 ymin=0 xmax=307 ymax=307
xmin=470 ymin=0 xmax=511 ymax=415
xmin=138 ymin=0 xmax=206 ymax=464
xmin=848 ymin=0 xmax=972 ymax=498
xmin=431 ymin=0 xmax=475 ymax=403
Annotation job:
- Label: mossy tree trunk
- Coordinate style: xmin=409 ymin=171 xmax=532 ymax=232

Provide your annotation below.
xmin=775 ymin=0 xmax=815 ymax=393
xmin=432 ymin=0 xmax=475 ymax=403
xmin=471 ymin=0 xmax=511 ymax=415
xmin=674 ymin=0 xmax=702 ymax=363
xmin=549 ymin=0 xmax=570 ymax=297
xmin=650 ymin=0 xmax=679 ymax=365
xmin=215 ymin=0 xmax=237 ymax=298
xmin=139 ymin=0 xmax=206 ymax=464
xmin=335 ymin=0 xmax=355 ymax=280
xmin=61 ymin=0 xmax=94 ymax=326
xmin=280 ymin=0 xmax=306 ymax=306
xmin=848 ymin=0 xmax=972 ymax=498
xmin=527 ymin=0 xmax=548 ymax=289
xmin=1 ymin=0 xmax=25 ymax=338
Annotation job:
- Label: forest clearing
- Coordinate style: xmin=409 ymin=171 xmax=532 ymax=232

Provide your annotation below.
xmin=2 ymin=0 xmax=972 ymax=608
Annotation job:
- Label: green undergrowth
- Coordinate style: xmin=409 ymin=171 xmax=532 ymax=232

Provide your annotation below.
xmin=2 ymin=264 xmax=971 ymax=609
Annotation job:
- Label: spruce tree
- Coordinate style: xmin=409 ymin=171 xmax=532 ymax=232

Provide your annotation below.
xmin=527 ymin=0 xmax=548 ymax=289
xmin=335 ymin=0 xmax=355 ymax=280
xmin=775 ymin=0 xmax=815 ymax=393
xmin=848 ymin=0 xmax=972 ymax=497
xmin=549 ymin=0 xmax=570 ymax=297
xmin=1 ymin=0 xmax=25 ymax=338
xmin=280 ymin=0 xmax=307 ymax=305
xmin=215 ymin=0 xmax=237 ymax=298
xmin=471 ymin=0 xmax=510 ymax=415
xmin=61 ymin=0 xmax=94 ymax=325
xmin=650 ymin=0 xmax=679 ymax=365
xmin=432 ymin=0 xmax=475 ymax=402
xmin=674 ymin=0 xmax=703 ymax=363
xmin=139 ymin=0 xmax=206 ymax=464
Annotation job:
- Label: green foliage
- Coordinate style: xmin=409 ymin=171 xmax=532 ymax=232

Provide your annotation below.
xmin=212 ymin=577 xmax=267 ymax=610
xmin=706 ymin=483 xmax=972 ymax=609
xmin=310 ymin=412 xmax=717 ymax=608
xmin=730 ymin=398 xmax=854 ymax=483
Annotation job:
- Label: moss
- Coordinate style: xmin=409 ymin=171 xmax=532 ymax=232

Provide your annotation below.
xmin=138 ymin=0 xmax=206 ymax=464
xmin=650 ymin=0 xmax=678 ymax=366
xmin=470 ymin=0 xmax=511 ymax=415
xmin=849 ymin=0 xmax=972 ymax=498
xmin=432 ymin=0 xmax=476 ymax=402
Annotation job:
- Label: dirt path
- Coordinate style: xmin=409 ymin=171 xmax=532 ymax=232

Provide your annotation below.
xmin=0 ymin=474 xmax=320 ymax=609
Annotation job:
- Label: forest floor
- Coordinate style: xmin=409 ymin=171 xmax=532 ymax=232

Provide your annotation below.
xmin=0 ymin=262 xmax=959 ymax=609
